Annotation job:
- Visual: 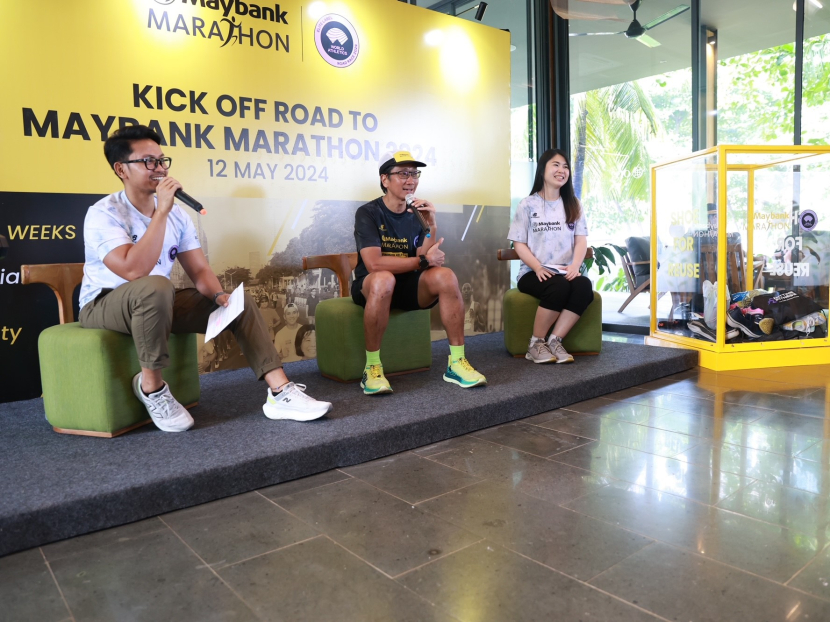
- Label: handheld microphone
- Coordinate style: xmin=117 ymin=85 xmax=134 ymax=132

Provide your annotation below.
xmin=405 ymin=194 xmax=431 ymax=238
xmin=175 ymin=189 xmax=207 ymax=215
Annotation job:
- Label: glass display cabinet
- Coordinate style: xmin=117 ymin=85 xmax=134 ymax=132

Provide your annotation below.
xmin=646 ymin=145 xmax=830 ymax=371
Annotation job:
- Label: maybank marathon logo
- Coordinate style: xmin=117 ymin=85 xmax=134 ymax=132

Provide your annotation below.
xmin=148 ymin=0 xmax=290 ymax=53
xmin=315 ymin=14 xmax=359 ymax=68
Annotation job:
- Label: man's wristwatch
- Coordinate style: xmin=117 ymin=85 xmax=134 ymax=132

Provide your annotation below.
xmin=212 ymin=291 xmax=227 ymax=303
xmin=418 ymin=254 xmax=430 ymax=271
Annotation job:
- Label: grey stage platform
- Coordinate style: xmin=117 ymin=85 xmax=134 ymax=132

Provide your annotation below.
xmin=0 ymin=333 xmax=697 ymax=557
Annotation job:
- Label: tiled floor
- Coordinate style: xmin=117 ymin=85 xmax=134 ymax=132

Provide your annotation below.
xmin=6 ymin=361 xmax=830 ymax=621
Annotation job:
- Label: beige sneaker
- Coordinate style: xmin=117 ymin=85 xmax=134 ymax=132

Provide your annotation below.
xmin=546 ymin=335 xmax=574 ymax=364
xmin=525 ymin=338 xmax=555 ymax=363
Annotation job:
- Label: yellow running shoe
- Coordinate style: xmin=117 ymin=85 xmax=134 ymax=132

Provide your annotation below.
xmin=443 ymin=356 xmax=487 ymax=388
xmin=361 ymin=364 xmax=393 ymax=395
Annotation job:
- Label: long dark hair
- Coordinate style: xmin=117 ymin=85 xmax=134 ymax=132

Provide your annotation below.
xmin=529 ymin=149 xmax=581 ymax=224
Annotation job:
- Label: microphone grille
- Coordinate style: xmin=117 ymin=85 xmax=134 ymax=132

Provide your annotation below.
xmin=405 ymin=193 xmax=415 ymax=204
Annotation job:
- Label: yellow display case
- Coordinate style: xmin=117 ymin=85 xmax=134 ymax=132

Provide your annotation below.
xmin=645 ymin=145 xmax=830 ymax=371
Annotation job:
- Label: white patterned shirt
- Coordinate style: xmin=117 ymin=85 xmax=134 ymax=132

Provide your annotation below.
xmin=79 ymin=191 xmax=201 ymax=309
xmin=507 ymin=194 xmax=589 ymax=280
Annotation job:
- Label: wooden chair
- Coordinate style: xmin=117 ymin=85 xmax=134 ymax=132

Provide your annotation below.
xmin=496 ymin=248 xmax=602 ymax=356
xmin=301 ymin=253 xmax=358 ymax=297
xmin=617 ymin=248 xmax=651 ymax=313
xmin=21 ymin=263 xmax=199 ymax=437
xmin=21 ymin=263 xmax=84 ymax=324
xmin=301 ymin=252 xmax=431 ymax=382
xmin=700 ymin=241 xmax=747 ymax=294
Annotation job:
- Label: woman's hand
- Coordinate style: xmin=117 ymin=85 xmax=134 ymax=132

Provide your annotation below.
xmin=534 ymin=265 xmax=555 ymax=282
xmin=563 ymin=263 xmax=581 ymax=281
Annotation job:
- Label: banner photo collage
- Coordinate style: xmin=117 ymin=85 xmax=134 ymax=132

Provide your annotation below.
xmin=0 ymin=0 xmax=511 ymax=402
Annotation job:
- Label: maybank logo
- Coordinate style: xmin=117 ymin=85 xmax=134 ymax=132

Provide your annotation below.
xmin=147 ymin=0 xmax=290 ymax=53
xmin=153 ymin=0 xmax=288 ymax=23
xmin=315 ymin=14 xmax=359 ymax=68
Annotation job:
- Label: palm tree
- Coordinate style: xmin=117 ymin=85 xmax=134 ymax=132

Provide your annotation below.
xmin=571 ymin=81 xmax=661 ymax=234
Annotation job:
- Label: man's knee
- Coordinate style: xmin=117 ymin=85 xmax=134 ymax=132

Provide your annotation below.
xmin=365 ymin=272 xmax=396 ymax=300
xmin=427 ymin=267 xmax=459 ymax=292
xmin=133 ymin=275 xmax=175 ymax=308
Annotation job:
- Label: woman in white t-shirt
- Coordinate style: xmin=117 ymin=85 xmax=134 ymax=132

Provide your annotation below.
xmin=507 ymin=149 xmax=593 ymax=364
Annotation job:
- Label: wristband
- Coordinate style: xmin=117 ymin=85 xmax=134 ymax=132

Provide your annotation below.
xmin=212 ymin=291 xmax=227 ymax=303
xmin=418 ymin=254 xmax=430 ymax=271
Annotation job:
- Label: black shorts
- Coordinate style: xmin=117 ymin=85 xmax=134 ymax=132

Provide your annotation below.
xmin=351 ymin=271 xmax=439 ymax=312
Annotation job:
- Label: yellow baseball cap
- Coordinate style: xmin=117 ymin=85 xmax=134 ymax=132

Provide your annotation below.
xmin=378 ymin=150 xmax=427 ymax=175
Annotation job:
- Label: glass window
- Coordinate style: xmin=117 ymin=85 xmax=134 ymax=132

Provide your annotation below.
xmin=709 ymin=1 xmax=796 ymax=145
xmin=567 ymin=0 xmax=692 ymax=326
xmin=802 ymin=1 xmax=830 ymax=145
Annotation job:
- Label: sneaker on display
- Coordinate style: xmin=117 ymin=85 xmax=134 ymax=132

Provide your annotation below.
xmin=360 ymin=364 xmax=393 ymax=395
xmin=726 ymin=308 xmax=764 ymax=339
xmin=782 ymin=311 xmax=827 ymax=334
xmin=687 ymin=320 xmax=740 ymax=342
xmin=687 ymin=320 xmax=716 ymax=341
xmin=443 ymin=356 xmax=487 ymax=388
xmin=526 ymin=338 xmax=555 ymax=364
xmin=132 ymin=373 xmax=194 ymax=432
xmin=546 ymin=335 xmax=575 ymax=364
xmin=263 ymin=382 xmax=332 ymax=421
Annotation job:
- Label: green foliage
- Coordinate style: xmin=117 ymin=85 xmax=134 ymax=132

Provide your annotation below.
xmin=582 ymin=243 xmax=627 ymax=276
xmin=596 ymin=267 xmax=628 ymax=292
xmin=717 ymin=34 xmax=830 ymax=145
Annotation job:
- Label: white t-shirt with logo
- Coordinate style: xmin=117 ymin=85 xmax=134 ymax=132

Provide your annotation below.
xmin=507 ymin=194 xmax=589 ymax=280
xmin=79 ymin=191 xmax=201 ymax=309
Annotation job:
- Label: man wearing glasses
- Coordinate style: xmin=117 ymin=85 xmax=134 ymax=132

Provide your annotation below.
xmin=352 ymin=150 xmax=487 ymax=394
xmin=79 ymin=125 xmax=332 ymax=432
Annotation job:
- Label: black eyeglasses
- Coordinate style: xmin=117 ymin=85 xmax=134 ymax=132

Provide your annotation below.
xmin=121 ymin=157 xmax=172 ymax=170
xmin=387 ymin=170 xmax=421 ymax=179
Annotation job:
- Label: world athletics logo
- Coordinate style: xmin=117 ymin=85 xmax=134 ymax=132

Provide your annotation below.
xmin=315 ymin=14 xmax=359 ymax=68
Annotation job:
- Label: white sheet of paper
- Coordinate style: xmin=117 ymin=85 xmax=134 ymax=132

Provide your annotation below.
xmin=204 ymin=283 xmax=245 ymax=343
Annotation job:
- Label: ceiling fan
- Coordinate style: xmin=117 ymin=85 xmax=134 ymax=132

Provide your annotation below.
xmin=570 ymin=1 xmax=690 ymax=48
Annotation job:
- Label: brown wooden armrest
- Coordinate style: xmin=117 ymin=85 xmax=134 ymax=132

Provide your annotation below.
xmin=21 ymin=263 xmax=84 ymax=324
xmin=497 ymin=248 xmax=594 ymax=261
xmin=301 ymin=253 xmax=358 ymax=298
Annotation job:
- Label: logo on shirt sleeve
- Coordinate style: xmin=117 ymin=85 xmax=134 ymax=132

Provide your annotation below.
xmin=567 ymin=222 xmax=575 ymax=231
xmin=168 ymin=245 xmax=179 ymax=262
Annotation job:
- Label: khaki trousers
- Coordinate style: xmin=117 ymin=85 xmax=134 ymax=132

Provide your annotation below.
xmin=79 ymin=275 xmax=282 ymax=378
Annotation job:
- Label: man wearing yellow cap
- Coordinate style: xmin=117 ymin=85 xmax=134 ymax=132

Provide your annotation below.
xmin=351 ymin=151 xmax=487 ymax=394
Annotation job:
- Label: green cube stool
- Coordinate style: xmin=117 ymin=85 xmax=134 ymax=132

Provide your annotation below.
xmin=503 ymin=289 xmax=603 ymax=357
xmin=38 ymin=323 xmax=200 ymax=437
xmin=314 ymin=297 xmax=432 ymax=382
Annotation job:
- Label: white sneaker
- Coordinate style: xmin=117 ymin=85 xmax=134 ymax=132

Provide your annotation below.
xmin=132 ymin=373 xmax=194 ymax=432
xmin=263 ymin=382 xmax=332 ymax=421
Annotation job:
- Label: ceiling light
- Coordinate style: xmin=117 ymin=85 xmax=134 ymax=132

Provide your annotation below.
xmin=457 ymin=2 xmax=488 ymax=22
